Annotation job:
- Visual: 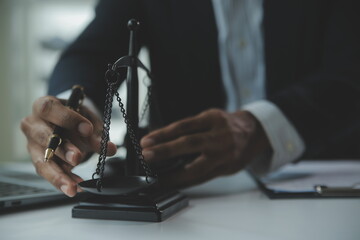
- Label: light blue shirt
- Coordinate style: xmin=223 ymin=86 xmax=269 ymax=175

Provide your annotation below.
xmin=212 ymin=0 xmax=305 ymax=174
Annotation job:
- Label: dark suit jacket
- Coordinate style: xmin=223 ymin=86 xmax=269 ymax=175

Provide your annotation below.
xmin=49 ymin=0 xmax=360 ymax=159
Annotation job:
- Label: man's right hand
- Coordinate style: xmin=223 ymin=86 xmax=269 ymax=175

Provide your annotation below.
xmin=20 ymin=96 xmax=117 ymax=197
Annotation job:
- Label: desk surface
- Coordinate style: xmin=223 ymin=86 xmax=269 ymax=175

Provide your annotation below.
xmin=1 ymin=170 xmax=359 ymax=240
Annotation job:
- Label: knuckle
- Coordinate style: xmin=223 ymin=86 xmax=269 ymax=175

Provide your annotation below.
xmin=178 ymin=135 xmax=190 ymax=147
xmin=181 ymin=135 xmax=202 ymax=148
xmin=210 ymin=108 xmax=225 ymax=117
xmin=20 ymin=117 xmax=29 ymax=134
xmin=209 ymin=109 xmax=228 ymax=124
xmin=207 ymin=108 xmax=221 ymax=115
xmin=38 ymin=131 xmax=49 ymax=146
xmin=22 ymin=119 xmax=50 ymax=146
xmin=34 ymin=96 xmax=57 ymax=116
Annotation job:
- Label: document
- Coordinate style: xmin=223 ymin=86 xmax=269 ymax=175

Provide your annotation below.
xmin=253 ymin=160 xmax=360 ymax=198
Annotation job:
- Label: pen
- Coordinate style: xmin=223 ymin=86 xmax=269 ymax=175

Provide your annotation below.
xmin=314 ymin=185 xmax=360 ymax=197
xmin=44 ymin=85 xmax=85 ymax=162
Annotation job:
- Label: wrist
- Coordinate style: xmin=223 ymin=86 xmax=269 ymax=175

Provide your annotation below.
xmin=233 ymin=110 xmax=272 ymax=158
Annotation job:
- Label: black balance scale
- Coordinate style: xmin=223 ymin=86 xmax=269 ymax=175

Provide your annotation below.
xmin=72 ymin=19 xmax=189 ymax=222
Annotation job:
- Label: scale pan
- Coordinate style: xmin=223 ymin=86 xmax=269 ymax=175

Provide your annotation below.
xmin=79 ymin=176 xmax=157 ymax=196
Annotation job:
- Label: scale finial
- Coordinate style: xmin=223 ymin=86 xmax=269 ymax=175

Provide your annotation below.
xmin=127 ymin=19 xmax=139 ymax=57
xmin=128 ymin=19 xmax=140 ymax=31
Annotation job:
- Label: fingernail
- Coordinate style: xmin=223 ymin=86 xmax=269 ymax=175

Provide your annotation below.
xmin=78 ymin=122 xmax=92 ymax=136
xmin=65 ymin=151 xmax=75 ymax=165
xmin=142 ymin=150 xmax=154 ymax=161
xmin=141 ymin=138 xmax=155 ymax=148
xmin=60 ymin=185 xmax=70 ymax=196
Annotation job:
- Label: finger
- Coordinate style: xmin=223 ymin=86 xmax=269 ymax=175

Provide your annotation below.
xmin=33 ymin=96 xmax=93 ymax=137
xmin=59 ymin=163 xmax=84 ymax=185
xmin=82 ymin=134 xmax=117 ymax=157
xmin=161 ymin=155 xmax=217 ymax=188
xmin=62 ymin=132 xmax=117 ymax=165
xmin=68 ymin=172 xmax=84 ymax=184
xmin=57 ymin=140 xmax=85 ymax=167
xmin=68 ymin=172 xmax=85 ymax=193
xmin=52 ymin=156 xmax=72 ymax=172
xmin=142 ymin=133 xmax=207 ymax=162
xmin=140 ymin=114 xmax=211 ymax=148
xmin=58 ymin=135 xmax=117 ymax=166
xmin=21 ymin=116 xmax=53 ymax=149
xmin=53 ymin=158 xmax=84 ymax=192
xmin=21 ymin=116 xmax=84 ymax=166
xmin=79 ymin=105 xmax=104 ymax=137
xmin=28 ymin=142 xmax=78 ymax=197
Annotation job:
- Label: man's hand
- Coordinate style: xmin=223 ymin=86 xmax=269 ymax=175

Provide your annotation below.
xmin=140 ymin=109 xmax=270 ymax=188
xmin=20 ymin=96 xmax=117 ymax=197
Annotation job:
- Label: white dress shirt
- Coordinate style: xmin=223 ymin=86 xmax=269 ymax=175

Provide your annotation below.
xmin=212 ymin=0 xmax=305 ymax=174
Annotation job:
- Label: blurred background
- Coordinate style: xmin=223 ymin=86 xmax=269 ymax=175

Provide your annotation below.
xmin=0 ymin=0 xmax=150 ymax=164
xmin=0 ymin=0 xmax=98 ymax=164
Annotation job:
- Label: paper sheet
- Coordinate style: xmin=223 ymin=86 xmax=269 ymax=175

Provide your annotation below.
xmin=261 ymin=160 xmax=360 ymax=192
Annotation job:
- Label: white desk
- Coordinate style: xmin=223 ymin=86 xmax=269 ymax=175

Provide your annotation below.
xmin=1 ymin=171 xmax=359 ymax=240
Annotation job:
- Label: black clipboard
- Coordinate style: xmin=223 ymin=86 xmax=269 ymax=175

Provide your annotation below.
xmin=248 ymin=160 xmax=360 ymax=199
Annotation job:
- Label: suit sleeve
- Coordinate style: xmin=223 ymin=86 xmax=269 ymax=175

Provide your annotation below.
xmin=48 ymin=0 xmax=143 ymax=113
xmin=268 ymin=1 xmax=360 ymax=159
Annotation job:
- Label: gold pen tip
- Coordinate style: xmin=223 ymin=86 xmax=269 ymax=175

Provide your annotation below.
xmin=44 ymin=148 xmax=54 ymax=162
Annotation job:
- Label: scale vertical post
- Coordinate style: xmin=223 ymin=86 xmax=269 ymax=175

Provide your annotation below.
xmin=72 ymin=19 xmax=189 ymax=222
xmin=125 ymin=19 xmax=140 ymax=176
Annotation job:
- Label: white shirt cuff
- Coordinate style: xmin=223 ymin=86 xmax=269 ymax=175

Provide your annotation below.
xmin=242 ymin=100 xmax=305 ymax=174
xmin=56 ymin=89 xmax=102 ymax=118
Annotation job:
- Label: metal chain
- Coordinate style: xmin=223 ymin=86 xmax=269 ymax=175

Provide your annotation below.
xmin=114 ymin=91 xmax=156 ymax=181
xmin=110 ymin=75 xmax=151 ymax=149
xmin=139 ymin=75 xmax=152 ymax=123
xmin=92 ymin=65 xmax=156 ymax=191
xmin=92 ymin=70 xmax=116 ymax=191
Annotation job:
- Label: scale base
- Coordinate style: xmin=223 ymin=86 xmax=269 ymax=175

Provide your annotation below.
xmin=72 ymin=190 xmax=189 ymax=222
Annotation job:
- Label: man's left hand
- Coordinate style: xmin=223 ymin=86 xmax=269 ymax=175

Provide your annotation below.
xmin=140 ymin=109 xmax=270 ymax=188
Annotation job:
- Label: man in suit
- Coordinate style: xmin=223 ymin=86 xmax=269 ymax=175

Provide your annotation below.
xmin=21 ymin=0 xmax=360 ymax=197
